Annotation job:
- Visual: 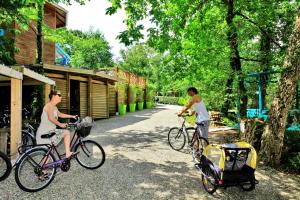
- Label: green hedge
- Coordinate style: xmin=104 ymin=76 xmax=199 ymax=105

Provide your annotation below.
xmin=157 ymin=96 xmax=179 ymax=105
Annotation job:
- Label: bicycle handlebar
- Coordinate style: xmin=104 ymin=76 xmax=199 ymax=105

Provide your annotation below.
xmin=67 ymin=116 xmax=81 ymax=127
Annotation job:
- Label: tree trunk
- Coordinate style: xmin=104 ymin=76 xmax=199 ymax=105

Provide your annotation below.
xmin=260 ymin=30 xmax=272 ymax=108
xmin=222 ymin=77 xmax=233 ymax=117
xmin=260 ymin=7 xmax=300 ymax=166
xmin=36 ymin=2 xmax=43 ymax=64
xmin=225 ymin=0 xmax=248 ymax=118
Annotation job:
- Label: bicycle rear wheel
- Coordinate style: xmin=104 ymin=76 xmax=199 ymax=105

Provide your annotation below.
xmin=75 ymin=140 xmax=105 ymax=169
xmin=0 ymin=151 xmax=12 ymax=181
xmin=15 ymin=148 xmax=56 ymax=192
xmin=191 ymin=134 xmax=209 ymax=162
xmin=168 ymin=127 xmax=186 ymax=151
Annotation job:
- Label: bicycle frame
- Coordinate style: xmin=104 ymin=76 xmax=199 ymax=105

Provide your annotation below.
xmin=179 ymin=116 xmax=194 ymax=144
xmin=16 ymin=129 xmax=85 ymax=171
xmin=41 ymin=131 xmax=84 ymax=170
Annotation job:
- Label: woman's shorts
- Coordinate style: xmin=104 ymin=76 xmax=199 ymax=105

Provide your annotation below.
xmin=36 ymin=129 xmax=66 ymax=145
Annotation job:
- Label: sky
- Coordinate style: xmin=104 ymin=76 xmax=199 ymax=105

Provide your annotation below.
xmin=59 ymin=0 xmax=128 ymax=60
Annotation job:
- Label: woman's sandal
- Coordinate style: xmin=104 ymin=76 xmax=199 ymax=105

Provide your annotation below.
xmin=65 ymin=152 xmax=79 ymax=160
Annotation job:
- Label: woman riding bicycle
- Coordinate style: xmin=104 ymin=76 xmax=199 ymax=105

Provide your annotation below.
xmin=178 ymin=87 xmax=210 ymax=140
xmin=36 ymin=90 xmax=77 ymax=158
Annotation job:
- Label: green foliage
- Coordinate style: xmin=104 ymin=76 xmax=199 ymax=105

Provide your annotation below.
xmin=286 ymin=152 xmax=300 ymax=173
xmin=108 ymin=0 xmax=300 ymax=115
xmin=221 ymin=117 xmax=235 ymax=126
xmin=45 ymin=28 xmax=114 ymax=69
xmin=178 ymin=96 xmax=191 ymax=106
xmin=282 ymin=131 xmax=300 ymax=172
xmin=136 ymin=87 xmax=144 ymax=103
xmin=117 ymin=82 xmax=128 ymax=104
xmin=128 ymin=85 xmax=137 ymax=103
xmin=146 ymin=89 xmax=155 ymax=102
xmin=157 ymin=96 xmax=179 ymax=105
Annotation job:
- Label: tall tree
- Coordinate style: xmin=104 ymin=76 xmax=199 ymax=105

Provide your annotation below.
xmin=260 ymin=6 xmax=300 ymax=166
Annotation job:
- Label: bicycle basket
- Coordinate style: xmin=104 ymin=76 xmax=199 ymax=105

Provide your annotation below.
xmin=76 ymin=117 xmax=93 ymax=137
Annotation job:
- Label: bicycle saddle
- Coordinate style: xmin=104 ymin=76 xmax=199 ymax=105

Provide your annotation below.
xmin=41 ymin=132 xmax=56 ymax=139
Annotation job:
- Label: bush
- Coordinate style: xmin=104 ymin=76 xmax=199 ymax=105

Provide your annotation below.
xmin=221 ymin=117 xmax=236 ymax=126
xmin=178 ymin=96 xmax=191 ymax=106
xmin=282 ymin=130 xmax=300 ymax=172
xmin=128 ymin=85 xmax=137 ymax=103
xmin=117 ymin=82 xmax=128 ymax=104
xmin=286 ymin=152 xmax=300 ymax=173
xmin=136 ymin=87 xmax=144 ymax=103
xmin=146 ymin=89 xmax=155 ymax=102
xmin=157 ymin=96 xmax=179 ymax=105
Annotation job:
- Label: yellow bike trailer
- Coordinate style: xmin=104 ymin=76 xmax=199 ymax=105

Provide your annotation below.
xmin=197 ymin=141 xmax=258 ymax=194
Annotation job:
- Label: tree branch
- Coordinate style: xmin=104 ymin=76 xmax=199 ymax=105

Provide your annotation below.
xmin=235 ymin=12 xmax=283 ymax=49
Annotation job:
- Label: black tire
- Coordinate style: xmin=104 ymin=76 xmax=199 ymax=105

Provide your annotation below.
xmin=20 ymin=131 xmax=37 ymax=154
xmin=168 ymin=127 xmax=186 ymax=151
xmin=0 ymin=151 xmax=12 ymax=181
xmin=15 ymin=147 xmax=56 ymax=192
xmin=75 ymin=140 xmax=105 ymax=169
xmin=201 ymin=165 xmax=217 ymax=194
xmin=240 ymin=179 xmax=255 ymax=191
xmin=198 ymin=137 xmax=209 ymax=155
xmin=191 ymin=135 xmax=209 ymax=162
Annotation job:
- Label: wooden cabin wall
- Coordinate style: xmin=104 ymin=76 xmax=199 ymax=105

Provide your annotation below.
xmin=92 ymin=80 xmax=108 ymax=119
xmin=108 ymin=84 xmax=116 ymax=116
xmin=43 ymin=6 xmax=56 ymax=65
xmin=13 ymin=4 xmax=58 ymax=65
xmin=14 ymin=22 xmax=37 ymax=65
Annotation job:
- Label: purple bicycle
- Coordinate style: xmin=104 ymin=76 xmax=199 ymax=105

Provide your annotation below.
xmin=14 ymin=117 xmax=105 ymax=192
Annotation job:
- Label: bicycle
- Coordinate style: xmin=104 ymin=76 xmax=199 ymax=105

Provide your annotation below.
xmin=168 ymin=115 xmax=209 ymax=162
xmin=0 ymin=151 xmax=12 ymax=182
xmin=1 ymin=108 xmax=37 ymax=154
xmin=14 ymin=116 xmax=106 ymax=192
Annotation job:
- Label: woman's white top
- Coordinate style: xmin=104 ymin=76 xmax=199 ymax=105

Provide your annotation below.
xmin=193 ymin=101 xmax=209 ymax=122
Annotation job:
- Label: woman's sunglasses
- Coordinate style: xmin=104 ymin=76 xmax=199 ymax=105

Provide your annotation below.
xmin=56 ymin=94 xmax=62 ymax=97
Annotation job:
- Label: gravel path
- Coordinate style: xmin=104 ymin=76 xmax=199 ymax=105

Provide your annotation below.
xmin=1 ymin=104 xmax=300 ymax=200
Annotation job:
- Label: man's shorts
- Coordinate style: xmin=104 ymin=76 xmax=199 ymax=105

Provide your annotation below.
xmin=196 ymin=121 xmax=210 ymax=139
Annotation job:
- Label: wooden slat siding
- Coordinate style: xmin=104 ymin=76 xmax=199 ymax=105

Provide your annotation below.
xmin=88 ymin=76 xmax=92 ymax=116
xmin=92 ymin=83 xmax=108 ymax=119
xmin=80 ymin=82 xmax=88 ymax=118
xmin=108 ymin=84 xmax=116 ymax=116
xmin=14 ymin=22 xmax=37 ymax=65
xmin=52 ymin=78 xmax=67 ymax=112
xmin=43 ymin=5 xmax=56 ymax=64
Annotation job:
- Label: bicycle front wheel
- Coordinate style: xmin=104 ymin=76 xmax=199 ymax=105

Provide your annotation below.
xmin=75 ymin=140 xmax=105 ymax=169
xmin=15 ymin=148 xmax=56 ymax=192
xmin=0 ymin=151 xmax=12 ymax=181
xmin=168 ymin=127 xmax=186 ymax=151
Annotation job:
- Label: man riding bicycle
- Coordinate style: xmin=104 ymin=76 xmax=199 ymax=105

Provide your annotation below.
xmin=178 ymin=87 xmax=210 ymax=141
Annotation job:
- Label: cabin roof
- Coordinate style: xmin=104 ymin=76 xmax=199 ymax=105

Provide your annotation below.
xmin=43 ymin=64 xmax=118 ymax=82
xmin=45 ymin=2 xmax=68 ymax=28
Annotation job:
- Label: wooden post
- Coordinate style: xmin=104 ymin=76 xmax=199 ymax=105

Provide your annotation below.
xmin=10 ymin=78 xmax=22 ymax=160
xmin=44 ymin=84 xmax=51 ymax=104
